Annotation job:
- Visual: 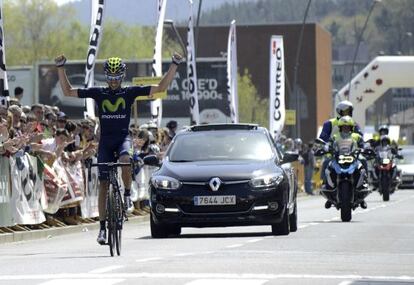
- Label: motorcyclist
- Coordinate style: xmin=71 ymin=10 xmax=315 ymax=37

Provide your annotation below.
xmin=319 ymin=100 xmax=363 ymax=143
xmin=317 ymin=100 xmax=363 ymax=188
xmin=370 ymin=125 xmax=399 ymax=152
xmin=369 ymin=125 xmax=401 ymax=192
xmin=326 ymin=116 xmax=368 ymax=208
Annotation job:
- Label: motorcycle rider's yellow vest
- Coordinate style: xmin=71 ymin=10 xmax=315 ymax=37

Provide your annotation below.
xmin=329 ymin=118 xmax=340 ymax=139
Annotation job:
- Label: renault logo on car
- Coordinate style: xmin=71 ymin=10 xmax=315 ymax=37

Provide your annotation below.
xmin=209 ymin=177 xmax=222 ymax=191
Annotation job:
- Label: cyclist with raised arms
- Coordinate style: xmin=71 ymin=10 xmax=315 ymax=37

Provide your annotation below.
xmin=55 ymin=53 xmax=183 ymax=245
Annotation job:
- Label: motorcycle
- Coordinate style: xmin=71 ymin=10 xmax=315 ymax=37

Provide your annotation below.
xmin=371 ymin=146 xmax=402 ymax=201
xmin=315 ymin=138 xmax=374 ymax=222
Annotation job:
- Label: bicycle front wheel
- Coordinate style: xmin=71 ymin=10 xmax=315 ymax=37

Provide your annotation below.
xmin=107 ymin=185 xmax=116 ymax=257
xmin=114 ymin=187 xmax=123 ymax=256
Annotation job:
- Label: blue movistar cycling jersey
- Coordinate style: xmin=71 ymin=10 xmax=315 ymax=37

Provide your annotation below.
xmin=78 ymin=86 xmax=151 ymax=135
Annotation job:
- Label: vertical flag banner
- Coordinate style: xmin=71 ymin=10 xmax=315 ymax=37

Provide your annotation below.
xmin=227 ymin=19 xmax=238 ymax=123
xmin=0 ymin=0 xmax=9 ymax=108
xmin=84 ymin=0 xmax=105 ymax=119
xmin=269 ymin=35 xmax=286 ymax=139
xmin=151 ymin=0 xmax=167 ymax=127
xmin=187 ymin=0 xmax=200 ymax=125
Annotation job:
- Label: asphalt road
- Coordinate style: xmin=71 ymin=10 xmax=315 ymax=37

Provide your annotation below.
xmin=1 ymin=190 xmax=413 ymax=285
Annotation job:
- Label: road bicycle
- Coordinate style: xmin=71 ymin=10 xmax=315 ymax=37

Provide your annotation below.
xmin=89 ymin=161 xmax=131 ymax=256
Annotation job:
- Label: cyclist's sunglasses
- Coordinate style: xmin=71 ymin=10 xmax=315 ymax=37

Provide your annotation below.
xmin=105 ymin=73 xmax=124 ymax=81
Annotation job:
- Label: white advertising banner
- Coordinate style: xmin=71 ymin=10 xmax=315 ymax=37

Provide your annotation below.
xmin=227 ymin=20 xmax=238 ymax=123
xmin=269 ymin=35 xmax=286 ymax=140
xmin=10 ymin=154 xmax=45 ymax=225
xmin=0 ymin=156 xmax=14 ymax=227
xmin=80 ymin=157 xmax=99 ymax=218
xmin=84 ymin=0 xmax=105 ymax=119
xmin=42 ymin=162 xmax=68 ymax=214
xmin=187 ymin=0 xmax=200 ymax=125
xmin=150 ymin=0 xmax=167 ymax=127
xmin=60 ymin=160 xmax=84 ymax=207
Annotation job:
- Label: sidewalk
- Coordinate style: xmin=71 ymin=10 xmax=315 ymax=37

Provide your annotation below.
xmin=0 ymin=214 xmax=150 ymax=245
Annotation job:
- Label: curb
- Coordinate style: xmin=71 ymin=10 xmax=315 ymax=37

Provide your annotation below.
xmin=0 ymin=214 xmax=150 ymax=245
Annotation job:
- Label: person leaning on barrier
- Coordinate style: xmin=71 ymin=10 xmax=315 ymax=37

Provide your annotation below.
xmin=54 ymin=52 xmax=183 ymax=245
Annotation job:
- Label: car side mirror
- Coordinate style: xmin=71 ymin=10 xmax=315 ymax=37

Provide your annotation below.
xmin=281 ymin=151 xmax=299 ymax=164
xmin=143 ymin=154 xmax=160 ymax=166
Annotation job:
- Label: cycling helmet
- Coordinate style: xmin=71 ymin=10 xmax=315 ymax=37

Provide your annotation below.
xmin=336 ymin=100 xmax=354 ymax=117
xmin=378 ymin=125 xmax=389 ymax=136
xmin=104 ymin=57 xmax=126 ymax=76
xmin=338 ymin=115 xmax=355 ymax=133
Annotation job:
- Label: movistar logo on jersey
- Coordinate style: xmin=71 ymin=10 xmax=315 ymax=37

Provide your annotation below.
xmin=102 ymin=97 xmax=126 ymax=113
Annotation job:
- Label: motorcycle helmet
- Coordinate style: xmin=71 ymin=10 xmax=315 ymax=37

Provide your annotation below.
xmin=378 ymin=125 xmax=389 ymax=136
xmin=338 ymin=115 xmax=355 ymax=135
xmin=336 ymin=100 xmax=354 ymax=117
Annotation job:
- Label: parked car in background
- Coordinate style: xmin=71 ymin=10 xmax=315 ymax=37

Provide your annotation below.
xmin=397 ymin=145 xmax=414 ymax=189
xmin=146 ymin=124 xmax=299 ymax=238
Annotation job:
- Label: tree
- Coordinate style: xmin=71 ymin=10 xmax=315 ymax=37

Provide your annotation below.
xmin=3 ymin=0 xmax=76 ymax=65
xmin=2 ymin=0 xmax=180 ymax=66
xmin=238 ymin=69 xmax=268 ymax=127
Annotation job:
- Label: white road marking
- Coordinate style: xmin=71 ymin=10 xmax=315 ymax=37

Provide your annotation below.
xmin=88 ymin=265 xmax=124 ymax=274
xmin=185 ymin=279 xmax=268 ymax=285
xmin=298 ymin=225 xmax=308 ymax=229
xmin=39 ymin=279 xmax=124 ymax=285
xmin=246 ymin=238 xmax=263 ymax=243
xmin=226 ymin=244 xmax=243 ymax=248
xmin=2 ymin=273 xmax=414 ymax=281
xmin=135 ymin=257 xmax=163 ymax=263
xmin=174 ymin=252 xmax=195 ymax=257
xmin=337 ymin=281 xmax=353 ymax=285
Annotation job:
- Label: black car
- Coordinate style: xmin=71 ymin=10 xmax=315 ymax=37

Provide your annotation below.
xmin=147 ymin=124 xmax=299 ymax=238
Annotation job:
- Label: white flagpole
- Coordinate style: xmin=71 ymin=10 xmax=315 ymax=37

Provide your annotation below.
xmin=0 ymin=0 xmax=9 ymax=108
xmin=84 ymin=0 xmax=105 ymax=119
xmin=227 ymin=19 xmax=238 ymax=123
xmin=187 ymin=0 xmax=200 ymax=125
xmin=269 ymin=35 xmax=286 ymax=140
xmin=151 ymin=0 xmax=167 ymax=128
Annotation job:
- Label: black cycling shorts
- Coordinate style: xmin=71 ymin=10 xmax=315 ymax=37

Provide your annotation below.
xmin=97 ymin=134 xmax=131 ymax=181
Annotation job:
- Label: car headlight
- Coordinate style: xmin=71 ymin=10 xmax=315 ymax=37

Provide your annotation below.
xmin=151 ymin=176 xmax=181 ymax=190
xmin=249 ymin=174 xmax=284 ymax=189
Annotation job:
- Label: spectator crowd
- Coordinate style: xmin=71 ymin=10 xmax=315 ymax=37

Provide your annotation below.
xmin=0 ymin=90 xmax=178 ymax=231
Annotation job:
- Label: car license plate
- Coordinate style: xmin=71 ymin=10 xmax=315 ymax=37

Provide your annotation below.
xmin=194 ymin=195 xmax=236 ymax=206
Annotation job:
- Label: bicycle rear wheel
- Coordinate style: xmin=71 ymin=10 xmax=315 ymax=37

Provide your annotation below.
xmin=114 ymin=187 xmax=123 ymax=256
xmin=107 ymin=185 xmax=116 ymax=257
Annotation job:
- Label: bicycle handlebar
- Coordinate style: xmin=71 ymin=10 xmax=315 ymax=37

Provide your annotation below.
xmin=90 ymin=162 xmax=132 ymax=168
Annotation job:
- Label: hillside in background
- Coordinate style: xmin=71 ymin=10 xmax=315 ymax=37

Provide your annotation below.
xmin=64 ymin=0 xmax=414 ymax=61
xmin=200 ymin=0 xmax=414 ymax=60
xmin=65 ymin=0 xmax=258 ymax=25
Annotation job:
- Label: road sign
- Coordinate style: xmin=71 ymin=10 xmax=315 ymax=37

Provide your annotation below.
xmin=285 ymin=109 xmax=296 ymax=125
xmin=132 ymin=76 xmax=166 ymax=100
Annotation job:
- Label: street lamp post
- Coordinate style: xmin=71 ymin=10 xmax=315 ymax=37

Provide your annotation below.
xmin=164 ymin=19 xmax=187 ymax=57
xmin=346 ymin=0 xmax=381 ymax=99
xmin=292 ymin=0 xmax=312 ymax=139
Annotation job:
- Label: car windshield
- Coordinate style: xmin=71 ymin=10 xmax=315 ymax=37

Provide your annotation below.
xmin=399 ymin=150 xmax=414 ymax=165
xmin=168 ymin=131 xmax=275 ymax=162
